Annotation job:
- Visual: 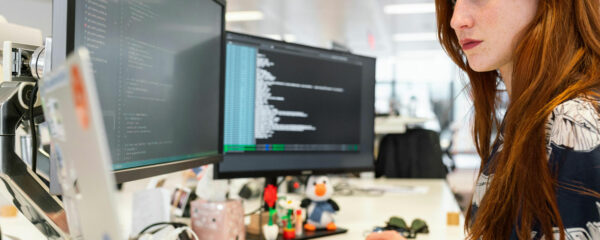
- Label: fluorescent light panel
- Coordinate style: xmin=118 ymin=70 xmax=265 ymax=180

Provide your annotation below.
xmin=226 ymin=11 xmax=264 ymax=22
xmin=393 ymin=32 xmax=437 ymax=42
xmin=283 ymin=34 xmax=296 ymax=43
xmin=384 ymin=3 xmax=435 ymax=15
xmin=263 ymin=34 xmax=296 ymax=43
xmin=264 ymin=34 xmax=282 ymax=41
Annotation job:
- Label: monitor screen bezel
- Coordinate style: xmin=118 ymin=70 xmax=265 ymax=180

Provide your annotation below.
xmin=215 ymin=31 xmax=375 ymax=179
xmin=55 ymin=0 xmax=225 ymax=183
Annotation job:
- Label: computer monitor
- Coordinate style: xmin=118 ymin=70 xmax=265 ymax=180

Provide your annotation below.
xmin=51 ymin=0 xmax=225 ymax=183
xmin=215 ymin=32 xmax=375 ymax=179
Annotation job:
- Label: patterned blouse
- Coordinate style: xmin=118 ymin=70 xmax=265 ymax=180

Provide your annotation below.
xmin=471 ymin=98 xmax=600 ymax=239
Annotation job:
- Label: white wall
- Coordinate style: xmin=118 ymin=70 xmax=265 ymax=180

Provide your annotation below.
xmin=0 ymin=0 xmax=52 ymax=37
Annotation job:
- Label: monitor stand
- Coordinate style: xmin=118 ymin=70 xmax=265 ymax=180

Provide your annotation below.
xmin=249 ymin=176 xmax=348 ymax=240
xmin=247 ymin=228 xmax=348 ymax=240
xmin=0 ymin=82 xmax=69 ymax=238
xmin=292 ymin=228 xmax=349 ymax=240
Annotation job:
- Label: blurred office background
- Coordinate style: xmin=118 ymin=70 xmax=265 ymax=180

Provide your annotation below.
xmin=223 ymin=0 xmax=481 ymax=208
xmin=0 ymin=0 xmax=485 ymax=211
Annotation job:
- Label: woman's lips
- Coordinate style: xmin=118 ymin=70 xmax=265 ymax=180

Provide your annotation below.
xmin=460 ymin=39 xmax=483 ymax=51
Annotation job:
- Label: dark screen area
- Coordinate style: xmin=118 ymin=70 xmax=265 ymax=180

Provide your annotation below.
xmin=255 ymin=49 xmax=362 ymax=145
xmin=73 ymin=0 xmax=222 ymax=170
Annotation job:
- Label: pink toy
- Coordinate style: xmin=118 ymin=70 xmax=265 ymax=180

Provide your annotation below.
xmin=190 ymin=199 xmax=245 ymax=240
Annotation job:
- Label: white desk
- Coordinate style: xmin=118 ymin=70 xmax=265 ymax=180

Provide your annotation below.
xmin=307 ymin=179 xmax=464 ymax=240
xmin=0 ymin=178 xmax=464 ymax=240
xmin=0 ymin=211 xmax=47 ymax=239
xmin=233 ymin=178 xmax=465 ymax=240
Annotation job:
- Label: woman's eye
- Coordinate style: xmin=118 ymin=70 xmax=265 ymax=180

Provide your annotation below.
xmin=450 ymin=0 xmax=457 ymax=5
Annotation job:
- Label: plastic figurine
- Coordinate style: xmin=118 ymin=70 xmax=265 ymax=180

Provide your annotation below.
xmin=264 ymin=184 xmax=278 ymax=210
xmin=282 ymin=208 xmax=296 ymax=239
xmin=279 ymin=198 xmax=300 ymax=239
xmin=295 ymin=209 xmax=303 ymax=237
xmin=262 ymin=209 xmax=279 ymax=240
xmin=301 ymin=176 xmax=339 ymax=231
xmin=262 ymin=184 xmax=279 ymax=240
xmin=278 ymin=198 xmax=301 ymax=220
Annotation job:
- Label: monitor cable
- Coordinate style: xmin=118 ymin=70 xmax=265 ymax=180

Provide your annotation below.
xmin=138 ymin=222 xmax=187 ymax=235
xmin=27 ymin=44 xmax=44 ymax=174
xmin=244 ymin=177 xmax=287 ymax=216
xmin=28 ymin=81 xmax=39 ymax=173
xmin=136 ymin=222 xmax=197 ymax=240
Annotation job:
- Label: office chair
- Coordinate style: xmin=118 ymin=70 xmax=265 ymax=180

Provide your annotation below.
xmin=375 ymin=128 xmax=448 ymax=178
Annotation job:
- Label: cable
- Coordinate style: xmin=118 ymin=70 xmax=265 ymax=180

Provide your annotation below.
xmin=276 ymin=178 xmax=286 ymax=188
xmin=245 ymin=205 xmax=263 ymax=216
xmin=28 ymin=46 xmax=43 ymax=173
xmin=166 ymin=228 xmax=185 ymax=240
xmin=182 ymin=227 xmax=199 ymax=240
xmin=137 ymin=226 xmax=197 ymax=240
xmin=29 ymin=82 xmax=38 ymax=173
xmin=333 ymin=180 xmax=385 ymax=197
xmin=138 ymin=222 xmax=186 ymax=236
xmin=165 ymin=227 xmax=198 ymax=240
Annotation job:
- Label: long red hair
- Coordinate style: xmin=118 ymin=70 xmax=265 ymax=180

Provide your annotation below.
xmin=436 ymin=0 xmax=600 ymax=239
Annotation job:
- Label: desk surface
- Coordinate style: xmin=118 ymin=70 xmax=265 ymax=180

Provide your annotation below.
xmin=304 ymin=179 xmax=465 ymax=240
xmin=0 ymin=178 xmax=464 ymax=240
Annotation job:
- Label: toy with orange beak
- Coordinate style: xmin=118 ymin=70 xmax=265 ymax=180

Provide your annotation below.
xmin=300 ymin=176 xmax=339 ymax=231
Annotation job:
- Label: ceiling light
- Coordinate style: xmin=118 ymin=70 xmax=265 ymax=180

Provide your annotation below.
xmin=393 ymin=32 xmax=437 ymax=42
xmin=263 ymin=34 xmax=296 ymax=42
xmin=264 ymin=34 xmax=282 ymax=41
xmin=226 ymin=11 xmax=264 ymax=22
xmin=283 ymin=34 xmax=296 ymax=43
xmin=384 ymin=3 xmax=435 ymax=15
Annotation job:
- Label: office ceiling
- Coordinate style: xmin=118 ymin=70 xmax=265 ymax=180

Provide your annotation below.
xmin=226 ymin=0 xmax=442 ymax=58
xmin=0 ymin=0 xmax=442 ymax=60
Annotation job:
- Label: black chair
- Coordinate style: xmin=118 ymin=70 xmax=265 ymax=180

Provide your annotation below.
xmin=375 ymin=128 xmax=447 ymax=178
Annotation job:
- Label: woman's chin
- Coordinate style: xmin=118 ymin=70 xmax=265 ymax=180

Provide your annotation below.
xmin=468 ymin=61 xmax=496 ymax=72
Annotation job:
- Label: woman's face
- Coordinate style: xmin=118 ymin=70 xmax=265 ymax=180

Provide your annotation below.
xmin=450 ymin=0 xmax=538 ymax=72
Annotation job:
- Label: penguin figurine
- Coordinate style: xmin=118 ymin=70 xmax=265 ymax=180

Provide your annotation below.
xmin=301 ymin=176 xmax=339 ymax=231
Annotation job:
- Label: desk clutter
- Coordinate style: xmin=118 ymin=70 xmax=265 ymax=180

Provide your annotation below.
xmin=249 ymin=176 xmax=346 ymax=240
xmin=0 ymin=205 xmax=17 ymax=218
xmin=372 ymin=217 xmax=429 ymax=239
xmin=1 ymin=1 xmax=377 ymax=237
xmin=190 ymin=199 xmax=245 ymax=240
xmin=247 ymin=175 xmax=348 ymax=240
xmin=129 ymin=170 xmax=350 ymax=240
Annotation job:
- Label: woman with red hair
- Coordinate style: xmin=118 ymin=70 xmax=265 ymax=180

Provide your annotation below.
xmin=368 ymin=0 xmax=600 ymax=239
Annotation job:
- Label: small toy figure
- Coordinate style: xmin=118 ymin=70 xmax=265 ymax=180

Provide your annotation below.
xmin=301 ymin=176 xmax=339 ymax=231
xmin=279 ymin=198 xmax=301 ymax=239
xmin=262 ymin=184 xmax=279 ymax=240
xmin=282 ymin=208 xmax=296 ymax=239
xmin=295 ymin=209 xmax=303 ymax=237
xmin=262 ymin=209 xmax=279 ymax=240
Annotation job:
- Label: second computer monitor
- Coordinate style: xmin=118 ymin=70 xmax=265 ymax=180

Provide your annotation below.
xmin=53 ymin=0 xmax=225 ymax=182
xmin=216 ymin=32 xmax=375 ymax=178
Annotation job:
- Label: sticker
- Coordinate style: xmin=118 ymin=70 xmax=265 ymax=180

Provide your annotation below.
xmin=45 ymin=98 xmax=66 ymax=141
xmin=102 ymin=233 xmax=111 ymax=240
xmin=42 ymin=69 xmax=68 ymax=95
xmin=70 ymin=65 xmax=90 ymax=130
xmin=52 ymin=144 xmax=64 ymax=169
